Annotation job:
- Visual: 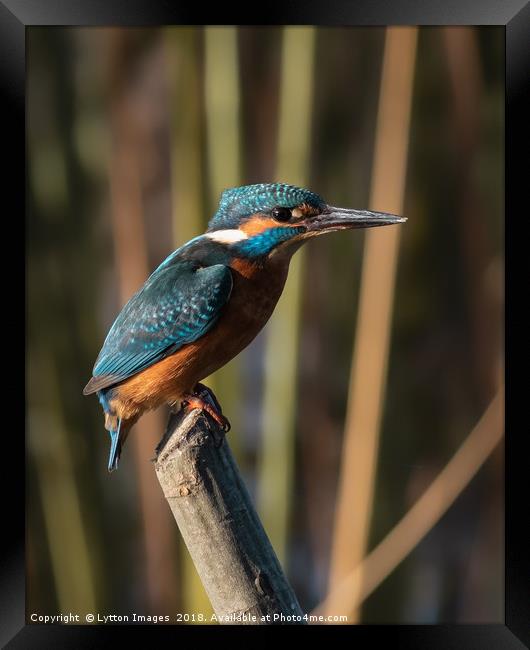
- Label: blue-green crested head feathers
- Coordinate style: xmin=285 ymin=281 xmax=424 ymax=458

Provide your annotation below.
xmin=207 ymin=183 xmax=326 ymax=231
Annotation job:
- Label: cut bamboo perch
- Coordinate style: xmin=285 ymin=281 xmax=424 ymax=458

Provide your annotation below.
xmin=154 ymin=405 xmax=306 ymax=625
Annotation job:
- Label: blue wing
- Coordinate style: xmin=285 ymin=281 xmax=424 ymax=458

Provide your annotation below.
xmin=83 ymin=262 xmax=233 ymax=394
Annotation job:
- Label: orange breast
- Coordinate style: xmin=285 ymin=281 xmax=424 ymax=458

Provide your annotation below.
xmin=112 ymin=256 xmax=290 ymax=420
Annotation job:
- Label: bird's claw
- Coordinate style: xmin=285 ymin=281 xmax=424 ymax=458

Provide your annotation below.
xmin=182 ymin=383 xmax=231 ymax=438
xmin=155 ymin=385 xmax=230 ymax=457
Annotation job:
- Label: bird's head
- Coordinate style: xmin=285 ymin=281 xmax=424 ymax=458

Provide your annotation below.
xmin=205 ymin=183 xmax=406 ymax=260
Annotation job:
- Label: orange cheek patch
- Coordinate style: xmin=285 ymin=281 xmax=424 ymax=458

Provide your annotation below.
xmin=240 ymin=215 xmax=280 ymax=236
xmin=240 ymin=214 xmax=311 ymax=235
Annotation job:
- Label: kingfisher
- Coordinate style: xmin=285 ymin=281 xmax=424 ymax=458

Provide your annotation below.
xmin=84 ymin=183 xmax=405 ymax=471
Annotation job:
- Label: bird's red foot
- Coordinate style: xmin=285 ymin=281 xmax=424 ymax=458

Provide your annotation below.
xmin=182 ymin=384 xmax=231 ymax=433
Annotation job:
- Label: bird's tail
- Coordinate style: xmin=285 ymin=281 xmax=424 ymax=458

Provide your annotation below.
xmin=97 ymin=389 xmax=127 ymax=472
xmin=108 ymin=419 xmax=123 ymax=472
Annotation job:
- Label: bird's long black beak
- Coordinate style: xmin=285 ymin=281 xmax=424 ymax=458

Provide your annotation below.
xmin=308 ymin=205 xmax=406 ymax=232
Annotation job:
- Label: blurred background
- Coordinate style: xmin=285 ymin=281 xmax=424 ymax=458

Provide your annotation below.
xmin=27 ymin=26 xmax=504 ymax=624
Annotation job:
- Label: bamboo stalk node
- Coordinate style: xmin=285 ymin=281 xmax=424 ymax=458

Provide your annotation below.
xmin=154 ymin=406 xmax=305 ymax=624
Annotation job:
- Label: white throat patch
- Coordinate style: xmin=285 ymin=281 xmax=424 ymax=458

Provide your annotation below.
xmin=205 ymin=229 xmax=248 ymax=244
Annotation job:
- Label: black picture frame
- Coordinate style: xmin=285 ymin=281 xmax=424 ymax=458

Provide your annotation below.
xmin=6 ymin=0 xmax=528 ymax=646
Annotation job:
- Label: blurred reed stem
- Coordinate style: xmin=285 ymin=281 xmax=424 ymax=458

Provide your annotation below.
xmin=258 ymin=27 xmax=316 ymax=564
xmin=29 ymin=350 xmax=97 ymax=614
xmin=27 ymin=32 xmax=104 ymax=616
xmin=327 ymin=27 xmax=418 ymax=622
xmin=165 ymin=27 xmax=213 ymax=620
xmin=443 ymin=27 xmax=498 ymax=403
xmin=316 ymin=388 xmax=503 ymax=619
xmin=442 ymin=27 xmax=503 ymax=619
xmin=107 ymin=29 xmax=179 ymax=614
xmin=166 ymin=28 xmax=205 ymax=247
xmin=204 ymin=27 xmax=241 ymax=200
xmin=203 ymin=26 xmax=244 ymax=465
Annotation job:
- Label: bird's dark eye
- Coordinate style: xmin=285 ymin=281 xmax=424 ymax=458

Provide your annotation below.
xmin=271 ymin=207 xmax=292 ymax=222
